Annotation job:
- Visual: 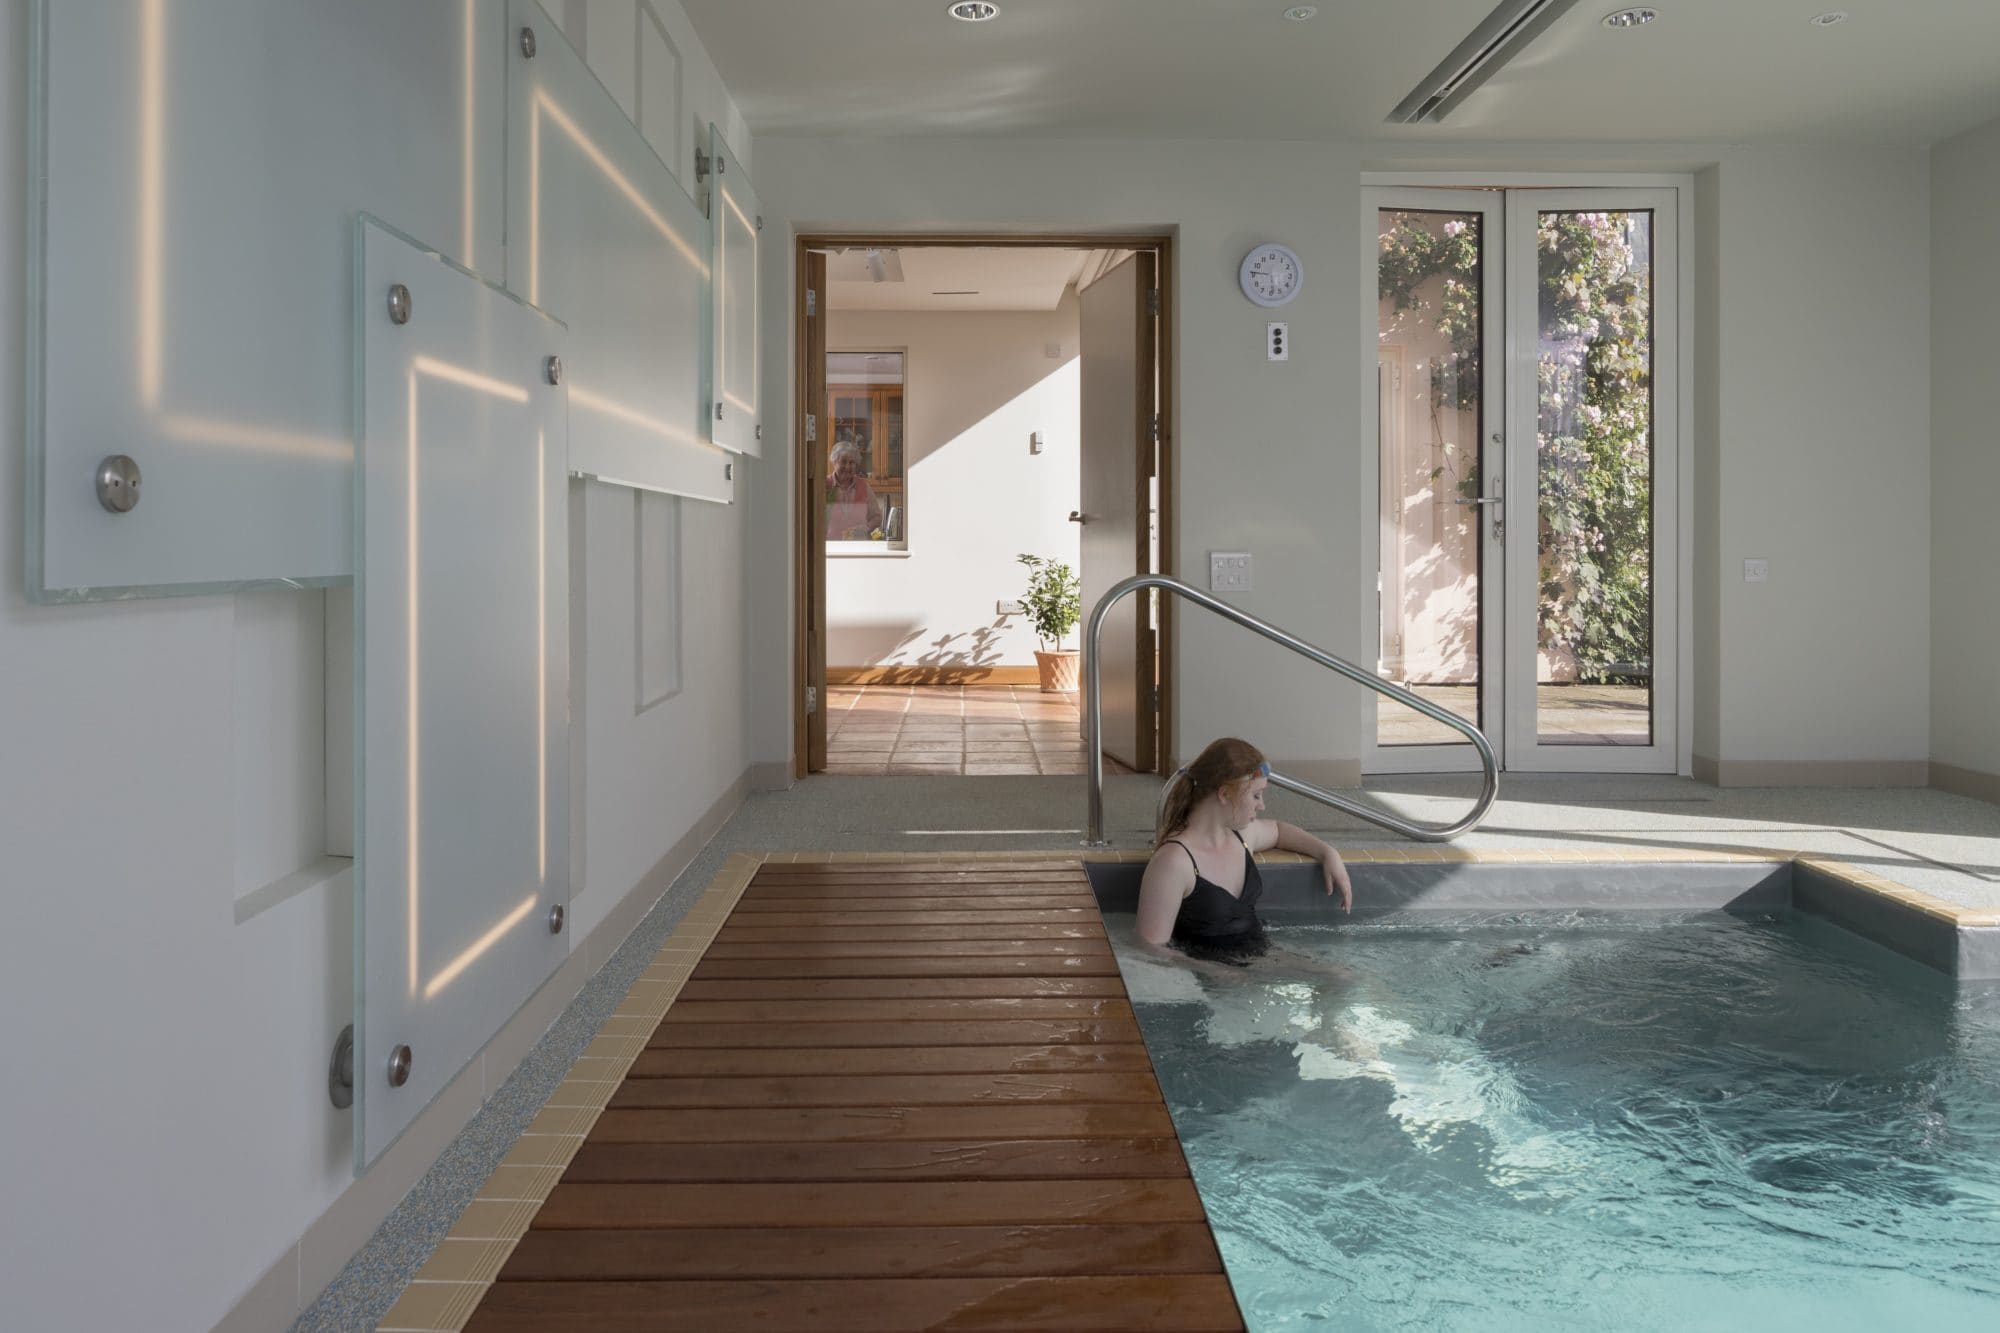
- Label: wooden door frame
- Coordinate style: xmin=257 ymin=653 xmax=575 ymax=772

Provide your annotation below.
xmin=792 ymin=231 xmax=1178 ymax=779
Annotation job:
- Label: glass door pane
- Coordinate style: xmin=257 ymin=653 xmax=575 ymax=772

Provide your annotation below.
xmin=1373 ymin=203 xmax=1495 ymax=755
xmin=1533 ymin=209 xmax=1654 ymax=747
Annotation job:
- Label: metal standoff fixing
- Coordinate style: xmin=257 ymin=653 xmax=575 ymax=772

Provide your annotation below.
xmin=328 ymin=1024 xmax=354 ymax=1110
xmin=545 ymin=354 xmax=563 ymax=385
xmin=548 ymin=904 xmax=566 ymax=935
xmin=386 ymin=1044 xmax=413 ymax=1087
xmin=387 ymin=283 xmax=412 ymax=325
xmin=95 ymin=455 xmax=142 ymax=513
xmin=519 ymin=26 xmax=537 ymax=58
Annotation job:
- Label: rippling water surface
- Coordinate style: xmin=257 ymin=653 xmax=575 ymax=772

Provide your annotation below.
xmin=1112 ymin=912 xmax=2000 ymax=1332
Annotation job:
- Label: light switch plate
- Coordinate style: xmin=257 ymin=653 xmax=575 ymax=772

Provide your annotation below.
xmin=1210 ymin=551 xmax=1252 ymax=593
xmin=1744 ymin=558 xmax=1769 ymax=583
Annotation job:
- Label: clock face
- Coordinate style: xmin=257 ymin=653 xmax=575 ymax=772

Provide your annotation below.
xmin=1240 ymin=244 xmax=1302 ymax=307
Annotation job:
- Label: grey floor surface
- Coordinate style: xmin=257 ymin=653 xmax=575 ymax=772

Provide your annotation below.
xmin=292 ymin=772 xmax=2000 ymax=1330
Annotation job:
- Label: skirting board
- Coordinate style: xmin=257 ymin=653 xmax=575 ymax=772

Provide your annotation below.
xmin=1932 ymin=761 xmax=2000 ymax=807
xmin=1692 ymin=756 xmax=1929 ymax=788
xmin=217 ymin=766 xmax=752 ymax=1333
xmin=828 ymin=665 xmax=1040 ymax=686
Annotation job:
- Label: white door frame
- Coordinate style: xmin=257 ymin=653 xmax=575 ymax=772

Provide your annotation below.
xmin=1358 ymin=174 xmax=1695 ymax=777
xmin=1359 ymin=187 xmax=1505 ymax=776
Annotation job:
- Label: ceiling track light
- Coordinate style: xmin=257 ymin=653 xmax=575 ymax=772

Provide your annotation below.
xmin=1388 ymin=0 xmax=1585 ymax=125
xmin=1601 ymin=7 xmax=1658 ymax=27
xmin=948 ymin=1 xmax=1000 ymax=21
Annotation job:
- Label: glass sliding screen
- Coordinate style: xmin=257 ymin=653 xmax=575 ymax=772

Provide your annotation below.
xmin=505 ymin=0 xmax=728 ymax=503
xmin=27 ymin=0 xmax=503 ymax=599
xmin=354 ymin=216 xmax=570 ymax=1168
xmin=708 ymin=124 xmax=762 ymax=456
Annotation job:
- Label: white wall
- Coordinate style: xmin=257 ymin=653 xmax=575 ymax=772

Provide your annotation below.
xmin=1930 ymin=114 xmax=2000 ymax=784
xmin=825 ymin=297 xmax=1081 ymax=668
xmin=749 ymin=137 xmax=1935 ymax=776
xmin=0 ymin=2 xmax=755 ymax=1328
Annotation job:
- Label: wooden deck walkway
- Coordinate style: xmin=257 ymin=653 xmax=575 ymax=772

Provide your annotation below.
xmin=461 ymin=859 xmax=1244 ymax=1332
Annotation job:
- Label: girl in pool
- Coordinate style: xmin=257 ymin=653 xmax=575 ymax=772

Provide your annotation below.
xmin=1136 ymin=736 xmax=1353 ymax=963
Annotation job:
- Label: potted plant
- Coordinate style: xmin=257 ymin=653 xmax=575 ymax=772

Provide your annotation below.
xmin=1016 ymin=554 xmax=1083 ymax=693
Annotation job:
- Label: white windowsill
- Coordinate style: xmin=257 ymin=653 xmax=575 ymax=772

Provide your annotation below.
xmin=828 ymin=543 xmax=911 ymax=558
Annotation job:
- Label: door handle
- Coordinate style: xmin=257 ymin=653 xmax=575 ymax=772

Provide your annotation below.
xmin=1068 ymin=510 xmax=1085 ymax=524
xmin=1454 ymin=496 xmax=1502 ymax=507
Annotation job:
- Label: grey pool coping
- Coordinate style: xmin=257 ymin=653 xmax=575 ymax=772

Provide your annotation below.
xmin=1083 ymin=854 xmax=2000 ymax=982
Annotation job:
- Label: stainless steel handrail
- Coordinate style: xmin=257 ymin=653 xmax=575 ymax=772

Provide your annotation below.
xmin=1083 ymin=573 xmax=1498 ymax=845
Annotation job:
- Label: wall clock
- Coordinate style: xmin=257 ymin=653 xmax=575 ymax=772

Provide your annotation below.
xmin=1239 ymin=243 xmax=1302 ymax=307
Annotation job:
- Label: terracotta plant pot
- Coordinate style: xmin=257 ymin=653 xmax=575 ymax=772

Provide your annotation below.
xmin=1034 ymin=649 xmax=1080 ymax=694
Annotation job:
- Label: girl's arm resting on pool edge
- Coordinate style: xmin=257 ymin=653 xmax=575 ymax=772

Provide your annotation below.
xmin=1248 ymin=819 xmax=1353 ymax=911
xmin=1135 ymin=847 xmax=1195 ymax=945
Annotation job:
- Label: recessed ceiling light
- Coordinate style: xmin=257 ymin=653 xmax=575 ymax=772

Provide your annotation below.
xmin=1809 ymin=11 xmax=1848 ymax=25
xmin=1601 ymin=7 xmax=1657 ymax=27
xmin=948 ymin=1 xmax=1000 ymax=20
xmin=1285 ymin=6 xmax=1318 ymax=19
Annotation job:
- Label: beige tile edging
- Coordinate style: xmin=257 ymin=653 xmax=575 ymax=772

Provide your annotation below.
xmin=373 ymin=842 xmax=1992 ymax=1331
xmin=374 ymin=852 xmax=763 ymax=1333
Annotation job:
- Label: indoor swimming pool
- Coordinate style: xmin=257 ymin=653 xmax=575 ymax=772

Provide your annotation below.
xmin=1112 ymin=910 xmax=2000 ymax=1331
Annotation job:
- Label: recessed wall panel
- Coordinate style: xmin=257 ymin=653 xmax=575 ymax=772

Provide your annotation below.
xmin=27 ymin=0 xmax=503 ymax=600
xmin=507 ymin=0 xmax=730 ymax=503
xmin=354 ymin=216 xmax=570 ymax=1168
xmin=708 ymin=123 xmax=762 ymax=457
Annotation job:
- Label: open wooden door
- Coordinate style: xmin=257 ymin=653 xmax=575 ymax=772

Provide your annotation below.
xmin=801 ymin=249 xmax=829 ymax=773
xmin=1078 ymin=252 xmax=1158 ymax=773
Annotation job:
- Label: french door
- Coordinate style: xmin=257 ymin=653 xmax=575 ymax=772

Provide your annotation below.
xmin=1363 ymin=187 xmax=1679 ymax=774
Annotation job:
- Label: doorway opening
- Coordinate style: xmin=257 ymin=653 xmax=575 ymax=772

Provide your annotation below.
xmin=793 ymin=235 xmax=1175 ymax=780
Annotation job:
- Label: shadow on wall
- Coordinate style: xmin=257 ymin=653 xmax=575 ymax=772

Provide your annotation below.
xmin=834 ymin=617 xmax=1010 ymax=676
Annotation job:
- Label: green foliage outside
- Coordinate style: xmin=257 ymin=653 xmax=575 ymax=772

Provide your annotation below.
xmin=1016 ymin=554 xmax=1082 ymax=651
xmin=1378 ymin=211 xmax=1653 ymax=683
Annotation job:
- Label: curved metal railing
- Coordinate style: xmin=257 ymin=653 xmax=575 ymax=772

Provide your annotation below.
xmin=1083 ymin=573 xmax=1498 ymax=845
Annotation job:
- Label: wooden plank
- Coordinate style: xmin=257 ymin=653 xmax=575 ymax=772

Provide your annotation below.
xmin=560 ymin=1137 xmax=1193 ymax=1184
xmin=710 ymin=923 xmax=1108 ymax=944
xmin=465 ymin=1275 xmax=1245 ymax=1332
xmin=678 ymin=977 xmax=1128 ymax=1002
xmin=742 ymin=880 xmax=1098 ymax=898
xmin=657 ymin=997 xmax=1133 ymax=1023
xmin=608 ymin=1071 xmax=1162 ymax=1109
xmin=731 ymin=895 xmax=1097 ymax=914
xmin=704 ymin=937 xmax=1113 ymax=958
xmin=496 ymin=1221 xmax=1223 ymax=1280
xmin=646 ymin=1018 xmax=1145 ymax=1048
xmin=629 ymin=1044 xmax=1157 ymax=1078
xmin=530 ymin=1178 xmax=1207 ymax=1229
xmin=709 ymin=909 xmax=1103 ymax=929
xmin=586 ymin=1103 xmax=1179 ymax=1143
xmin=690 ymin=956 xmax=1124 ymax=980
xmin=751 ymin=864 xmax=1087 ymax=878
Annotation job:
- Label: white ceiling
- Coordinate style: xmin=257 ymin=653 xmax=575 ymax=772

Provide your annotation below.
xmin=680 ymin=1 xmax=2000 ymax=145
xmin=825 ymin=246 xmax=1090 ymax=311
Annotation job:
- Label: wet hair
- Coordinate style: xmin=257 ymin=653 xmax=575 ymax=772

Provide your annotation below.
xmin=1155 ymin=737 xmax=1268 ymax=843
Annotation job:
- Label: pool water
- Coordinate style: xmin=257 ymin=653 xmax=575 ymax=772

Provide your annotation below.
xmin=1111 ymin=912 xmax=2000 ymax=1332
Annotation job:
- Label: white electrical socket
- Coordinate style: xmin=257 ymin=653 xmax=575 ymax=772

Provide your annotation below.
xmin=1210 ymin=551 xmax=1252 ymax=593
xmin=997 ymin=599 xmax=1025 ymax=615
xmin=1743 ymin=558 xmax=1769 ymax=583
xmin=1267 ymin=322 xmax=1288 ymax=361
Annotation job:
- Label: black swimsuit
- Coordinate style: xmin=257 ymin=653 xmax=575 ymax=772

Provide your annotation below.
xmin=1165 ymin=830 xmax=1268 ymax=961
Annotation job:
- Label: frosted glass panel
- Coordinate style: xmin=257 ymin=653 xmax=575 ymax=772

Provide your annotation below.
xmin=709 ymin=124 xmax=762 ymax=457
xmin=354 ymin=217 xmax=570 ymax=1168
xmin=27 ymin=0 xmax=504 ymax=600
xmin=506 ymin=0 xmax=731 ymax=504
xmin=637 ymin=6 xmax=683 ymax=181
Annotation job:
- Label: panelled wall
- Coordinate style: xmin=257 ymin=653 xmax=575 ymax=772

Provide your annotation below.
xmin=751 ymin=138 xmax=1938 ymax=781
xmin=0 ymin=2 xmax=758 ymax=1331
xmin=1930 ymin=113 xmax=2000 ymax=798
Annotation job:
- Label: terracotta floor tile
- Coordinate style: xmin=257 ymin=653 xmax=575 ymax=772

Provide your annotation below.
xmin=965 ymin=763 xmax=1044 ymax=775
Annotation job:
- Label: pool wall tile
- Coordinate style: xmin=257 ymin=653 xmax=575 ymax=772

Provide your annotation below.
xmin=1793 ymin=862 xmax=1959 ymax=975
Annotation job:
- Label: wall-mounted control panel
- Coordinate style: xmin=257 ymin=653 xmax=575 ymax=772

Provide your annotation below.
xmin=1210 ymin=551 xmax=1253 ymax=593
xmin=1267 ymin=322 xmax=1289 ymax=361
